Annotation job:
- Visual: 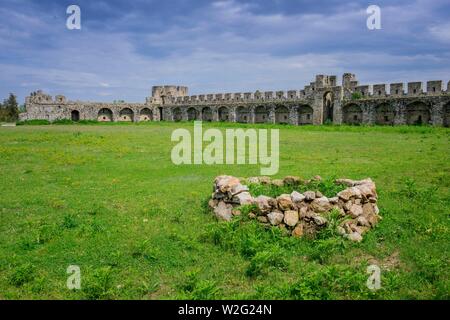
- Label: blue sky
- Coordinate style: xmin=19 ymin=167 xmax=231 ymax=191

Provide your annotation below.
xmin=0 ymin=0 xmax=449 ymax=103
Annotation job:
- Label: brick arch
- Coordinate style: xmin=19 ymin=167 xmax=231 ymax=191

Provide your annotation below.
xmin=98 ymin=108 xmax=113 ymax=122
xmin=71 ymin=110 xmax=80 ymax=121
xmin=405 ymin=101 xmax=430 ymax=125
xmin=202 ymin=107 xmax=213 ymax=121
xmin=187 ymin=107 xmax=198 ymax=121
xmin=343 ymin=103 xmax=363 ymax=125
xmin=254 ymin=105 xmax=269 ymax=123
xmin=218 ymin=106 xmax=229 ymax=122
xmin=375 ymin=103 xmax=394 ymax=125
xmin=172 ymin=107 xmax=182 ymax=122
xmin=119 ymin=108 xmax=134 ymax=122
xmin=298 ymin=105 xmax=313 ymax=125
xmin=236 ymin=106 xmax=250 ymax=123
xmin=444 ymin=102 xmax=450 ymax=127
xmin=139 ymin=108 xmax=153 ymax=121
xmin=275 ymin=105 xmax=289 ymax=124
xmin=323 ymin=91 xmax=334 ymax=123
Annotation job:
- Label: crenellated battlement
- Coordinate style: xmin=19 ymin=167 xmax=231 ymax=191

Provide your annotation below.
xmin=157 ymin=74 xmax=449 ymax=106
xmin=24 ymin=74 xmax=450 ymax=109
xmin=20 ymin=72 xmax=450 ymax=126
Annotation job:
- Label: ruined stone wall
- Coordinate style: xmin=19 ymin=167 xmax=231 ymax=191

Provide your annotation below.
xmin=162 ymin=75 xmax=449 ymax=126
xmin=20 ymin=74 xmax=450 ymax=126
xmin=210 ymin=175 xmax=381 ymax=242
xmin=20 ymin=91 xmax=160 ymax=122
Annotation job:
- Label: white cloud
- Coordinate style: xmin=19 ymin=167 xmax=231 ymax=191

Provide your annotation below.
xmin=428 ymin=22 xmax=450 ymax=43
xmin=0 ymin=0 xmax=449 ymax=103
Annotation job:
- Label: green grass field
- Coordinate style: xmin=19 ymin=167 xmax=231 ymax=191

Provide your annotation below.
xmin=0 ymin=122 xmax=449 ymax=300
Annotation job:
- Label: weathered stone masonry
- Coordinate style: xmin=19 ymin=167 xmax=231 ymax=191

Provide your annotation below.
xmin=209 ymin=175 xmax=381 ymax=242
xmin=20 ymin=73 xmax=450 ymax=126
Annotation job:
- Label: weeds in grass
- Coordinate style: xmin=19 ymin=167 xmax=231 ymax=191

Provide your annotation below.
xmin=201 ymin=220 xmax=289 ymax=277
xmin=239 ymin=204 xmax=259 ymax=217
xmin=397 ymin=178 xmax=440 ymax=205
xmin=245 ymin=246 xmax=288 ymax=277
xmin=106 ymin=250 xmax=123 ymax=268
xmin=202 ymin=202 xmax=360 ymax=280
xmin=287 ymin=266 xmax=368 ymax=299
xmin=16 ymin=119 xmax=50 ymax=125
xmin=411 ymin=253 xmax=448 ymax=284
xmin=18 ymin=235 xmax=38 ymax=251
xmin=61 ymin=214 xmax=79 ymax=229
xmin=1 ymin=123 xmax=448 ymax=299
xmin=35 ymin=224 xmax=59 ymax=244
xmin=138 ymin=279 xmax=160 ymax=296
xmin=177 ymin=270 xmax=221 ymax=299
xmin=53 ymin=119 xmax=76 ymax=125
xmin=30 ymin=276 xmax=46 ymax=293
xmin=316 ymin=209 xmax=350 ymax=240
xmin=248 ymin=178 xmax=346 ymax=198
xmin=170 ymin=210 xmax=184 ymax=223
xmin=78 ymin=120 xmax=101 ymax=124
xmin=83 ymin=267 xmax=115 ymax=300
xmin=131 ymin=240 xmax=150 ymax=258
xmin=89 ymin=220 xmax=106 ymax=234
xmin=308 ymin=238 xmax=348 ymax=264
xmin=131 ymin=240 xmax=158 ymax=263
xmin=8 ymin=263 xmax=35 ymax=287
xmin=251 ymin=264 xmax=373 ymax=300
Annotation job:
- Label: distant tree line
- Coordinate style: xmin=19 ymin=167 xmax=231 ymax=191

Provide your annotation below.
xmin=0 ymin=93 xmax=20 ymax=122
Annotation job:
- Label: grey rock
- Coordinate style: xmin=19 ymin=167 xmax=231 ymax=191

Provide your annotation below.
xmin=247 ymin=177 xmax=260 ymax=184
xmin=336 ymin=226 xmax=346 ymax=235
xmin=283 ymin=210 xmax=299 ymax=227
xmin=347 ymin=232 xmax=363 ymax=242
xmin=231 ymin=183 xmax=249 ymax=195
xmin=310 ymin=197 xmax=332 ymax=213
xmin=313 ymin=215 xmax=327 ymax=226
xmin=233 ymin=192 xmax=254 ymax=205
xmin=267 ymin=211 xmax=284 ymax=226
xmin=356 ymin=216 xmax=370 ymax=227
xmin=259 ymin=176 xmax=271 ymax=185
xmin=349 ymin=204 xmax=363 ymax=218
xmin=303 ymin=191 xmax=316 ymax=201
xmin=277 ymin=194 xmax=293 ymax=211
xmin=257 ymin=216 xmax=268 ymax=223
xmin=290 ymin=191 xmax=305 ymax=203
xmin=215 ymin=175 xmax=240 ymax=194
xmin=283 ymin=176 xmax=301 ymax=185
xmin=255 ymin=195 xmax=272 ymax=213
xmin=329 ymin=197 xmax=339 ymax=204
xmin=335 ymin=178 xmax=355 ymax=187
xmin=271 ymin=179 xmax=284 ymax=187
xmin=362 ymin=203 xmax=375 ymax=216
xmin=214 ymin=201 xmax=233 ymax=221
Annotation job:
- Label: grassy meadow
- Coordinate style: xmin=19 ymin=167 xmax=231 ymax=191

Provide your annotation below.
xmin=0 ymin=122 xmax=449 ymax=300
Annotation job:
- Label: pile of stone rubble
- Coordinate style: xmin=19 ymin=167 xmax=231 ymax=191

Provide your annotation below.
xmin=208 ymin=175 xmax=381 ymax=242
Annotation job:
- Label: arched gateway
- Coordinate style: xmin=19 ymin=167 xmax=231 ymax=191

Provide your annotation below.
xmin=71 ymin=110 xmax=80 ymax=121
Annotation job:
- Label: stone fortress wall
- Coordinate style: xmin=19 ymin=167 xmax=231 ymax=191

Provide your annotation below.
xmin=20 ymin=73 xmax=450 ymax=126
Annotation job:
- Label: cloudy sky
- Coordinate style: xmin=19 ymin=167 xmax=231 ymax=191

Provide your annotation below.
xmin=0 ymin=0 xmax=449 ymax=103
